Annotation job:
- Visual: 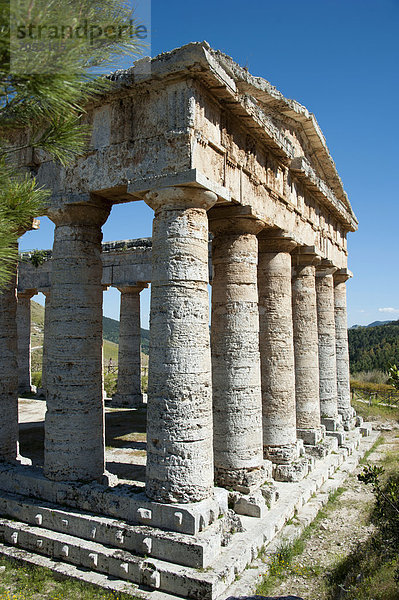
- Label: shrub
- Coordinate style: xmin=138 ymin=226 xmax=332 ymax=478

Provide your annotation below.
xmin=104 ymin=372 xmax=117 ymax=398
xmin=31 ymin=371 xmax=42 ymax=388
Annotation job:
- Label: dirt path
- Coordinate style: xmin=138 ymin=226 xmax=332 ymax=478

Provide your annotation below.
xmin=267 ymin=423 xmax=399 ymax=600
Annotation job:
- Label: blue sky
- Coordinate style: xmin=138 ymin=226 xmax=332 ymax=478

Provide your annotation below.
xmin=20 ymin=0 xmax=399 ymax=328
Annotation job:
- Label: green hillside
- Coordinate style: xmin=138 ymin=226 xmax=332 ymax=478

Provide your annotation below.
xmin=348 ymin=320 xmax=399 ymax=373
xmin=31 ymin=301 xmax=150 ymax=360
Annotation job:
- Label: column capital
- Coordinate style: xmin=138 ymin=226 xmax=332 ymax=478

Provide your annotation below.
xmin=334 ymin=268 xmax=353 ymax=284
xmin=316 ymin=259 xmax=338 ymax=277
xmin=292 ymin=246 xmax=322 ymax=269
xmin=117 ymin=283 xmax=149 ymax=295
xmin=208 ymin=206 xmax=265 ymax=235
xmin=258 ymin=228 xmax=298 ymax=253
xmin=17 ymin=288 xmax=36 ymax=299
xmin=144 ymin=186 xmax=217 ymax=212
xmin=47 ymin=198 xmax=111 ymax=228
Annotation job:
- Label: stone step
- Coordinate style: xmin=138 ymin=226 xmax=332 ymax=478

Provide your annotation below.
xmin=0 ymin=463 xmax=228 ymax=536
xmin=0 ymin=491 xmax=222 ymax=569
xmin=360 ymin=422 xmax=373 ymax=437
xmin=0 ymin=517 xmax=217 ymax=600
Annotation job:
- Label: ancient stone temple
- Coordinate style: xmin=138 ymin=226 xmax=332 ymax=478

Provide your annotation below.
xmin=0 ymin=42 xmax=367 ymax=599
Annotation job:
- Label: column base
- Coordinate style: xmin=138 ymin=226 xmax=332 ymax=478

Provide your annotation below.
xmin=297 ymin=427 xmax=324 ymax=446
xmin=0 ymin=454 xmax=32 ymax=468
xmin=321 ymin=415 xmax=342 ymax=432
xmin=215 ymin=460 xmax=271 ymax=495
xmin=273 ymin=457 xmax=311 ymax=482
xmin=18 ymin=386 xmax=36 ymax=397
xmin=228 ymin=462 xmax=278 ymax=518
xmin=109 ymin=393 xmax=144 ymax=409
xmin=339 ymin=406 xmax=357 ymax=430
xmin=264 ymin=441 xmax=300 ymax=464
xmin=305 ymin=435 xmax=338 ymax=459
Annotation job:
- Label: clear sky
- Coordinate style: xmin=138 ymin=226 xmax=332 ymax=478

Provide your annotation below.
xmin=19 ymin=0 xmax=399 ymax=328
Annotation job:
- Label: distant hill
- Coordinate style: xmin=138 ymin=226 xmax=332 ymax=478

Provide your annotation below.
xmin=350 ymin=320 xmax=393 ymax=329
xmin=348 ymin=319 xmax=399 ymax=373
xmin=103 ymin=315 xmax=149 ymax=354
xmin=31 ymin=302 xmax=149 ymax=361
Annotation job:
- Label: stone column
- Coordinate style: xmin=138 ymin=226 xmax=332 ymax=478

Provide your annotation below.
xmin=17 ymin=289 xmax=35 ymax=395
xmin=334 ymin=269 xmax=354 ymax=427
xmin=0 ymin=269 xmax=20 ymax=462
xmin=258 ymin=231 xmax=308 ymax=481
xmin=209 ymin=208 xmax=265 ymax=493
xmin=44 ymin=200 xmax=111 ymax=483
xmin=316 ymin=262 xmax=340 ymax=430
xmin=112 ymin=284 xmax=148 ymax=408
xmin=37 ymin=288 xmax=51 ymax=398
xmin=292 ymin=248 xmax=323 ymax=445
xmin=144 ymin=186 xmax=217 ymax=503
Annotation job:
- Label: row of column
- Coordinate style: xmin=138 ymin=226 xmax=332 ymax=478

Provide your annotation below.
xmin=0 ymin=187 xmax=352 ymax=505
xmin=16 ymin=283 xmax=146 ymax=407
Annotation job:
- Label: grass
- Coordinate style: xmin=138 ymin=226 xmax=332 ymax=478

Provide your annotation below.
xmin=256 ymin=487 xmax=345 ymax=595
xmin=352 ymin=397 xmax=399 ymax=422
xmin=0 ymin=556 xmax=140 ymax=600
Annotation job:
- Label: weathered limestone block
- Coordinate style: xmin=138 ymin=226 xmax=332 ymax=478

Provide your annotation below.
xmin=44 ymin=200 xmax=111 ymax=482
xmin=0 ymin=270 xmax=20 ymax=462
xmin=113 ymin=284 xmax=147 ymax=408
xmin=316 ymin=263 xmax=339 ymax=422
xmin=292 ymin=248 xmax=323 ymax=445
xmin=258 ymin=231 xmax=298 ymax=464
xmin=334 ymin=269 xmax=354 ymax=425
xmin=209 ymin=208 xmax=265 ymax=493
xmin=144 ymin=186 xmax=217 ymax=504
xmin=16 ymin=289 xmax=35 ymax=395
xmin=37 ymin=288 xmax=51 ymax=398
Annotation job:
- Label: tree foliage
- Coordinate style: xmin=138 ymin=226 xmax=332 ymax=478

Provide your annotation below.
xmin=0 ymin=0 xmax=146 ymax=287
xmin=348 ymin=320 xmax=399 ymax=373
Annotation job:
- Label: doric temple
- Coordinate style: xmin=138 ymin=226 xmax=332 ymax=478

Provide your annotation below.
xmin=0 ymin=43 xmax=368 ymax=598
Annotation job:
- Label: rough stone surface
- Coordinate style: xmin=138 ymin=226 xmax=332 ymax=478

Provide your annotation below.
xmin=112 ymin=285 xmax=147 ymax=408
xmin=0 ymin=270 xmax=19 ymax=462
xmin=292 ymin=250 xmax=322 ymax=439
xmin=44 ymin=200 xmax=111 ymax=482
xmin=16 ymin=291 xmax=35 ymax=395
xmin=258 ymin=232 xmax=298 ymax=464
xmin=144 ymin=186 xmax=217 ymax=504
xmin=316 ymin=265 xmax=339 ymax=419
xmin=209 ymin=208 xmax=265 ymax=493
xmin=334 ymin=270 xmax=353 ymax=423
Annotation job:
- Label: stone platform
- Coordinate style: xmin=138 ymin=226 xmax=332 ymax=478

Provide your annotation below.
xmin=0 ymin=426 xmax=374 ymax=600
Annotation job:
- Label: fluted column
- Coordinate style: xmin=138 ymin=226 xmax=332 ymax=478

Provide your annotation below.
xmin=316 ymin=262 xmax=340 ymax=426
xmin=17 ymin=289 xmax=35 ymax=395
xmin=292 ymin=248 xmax=323 ymax=445
xmin=144 ymin=186 xmax=217 ymax=503
xmin=113 ymin=284 xmax=147 ymax=408
xmin=209 ymin=208 xmax=265 ymax=493
xmin=334 ymin=269 xmax=354 ymax=426
xmin=258 ymin=231 xmax=303 ymax=476
xmin=44 ymin=200 xmax=111 ymax=482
